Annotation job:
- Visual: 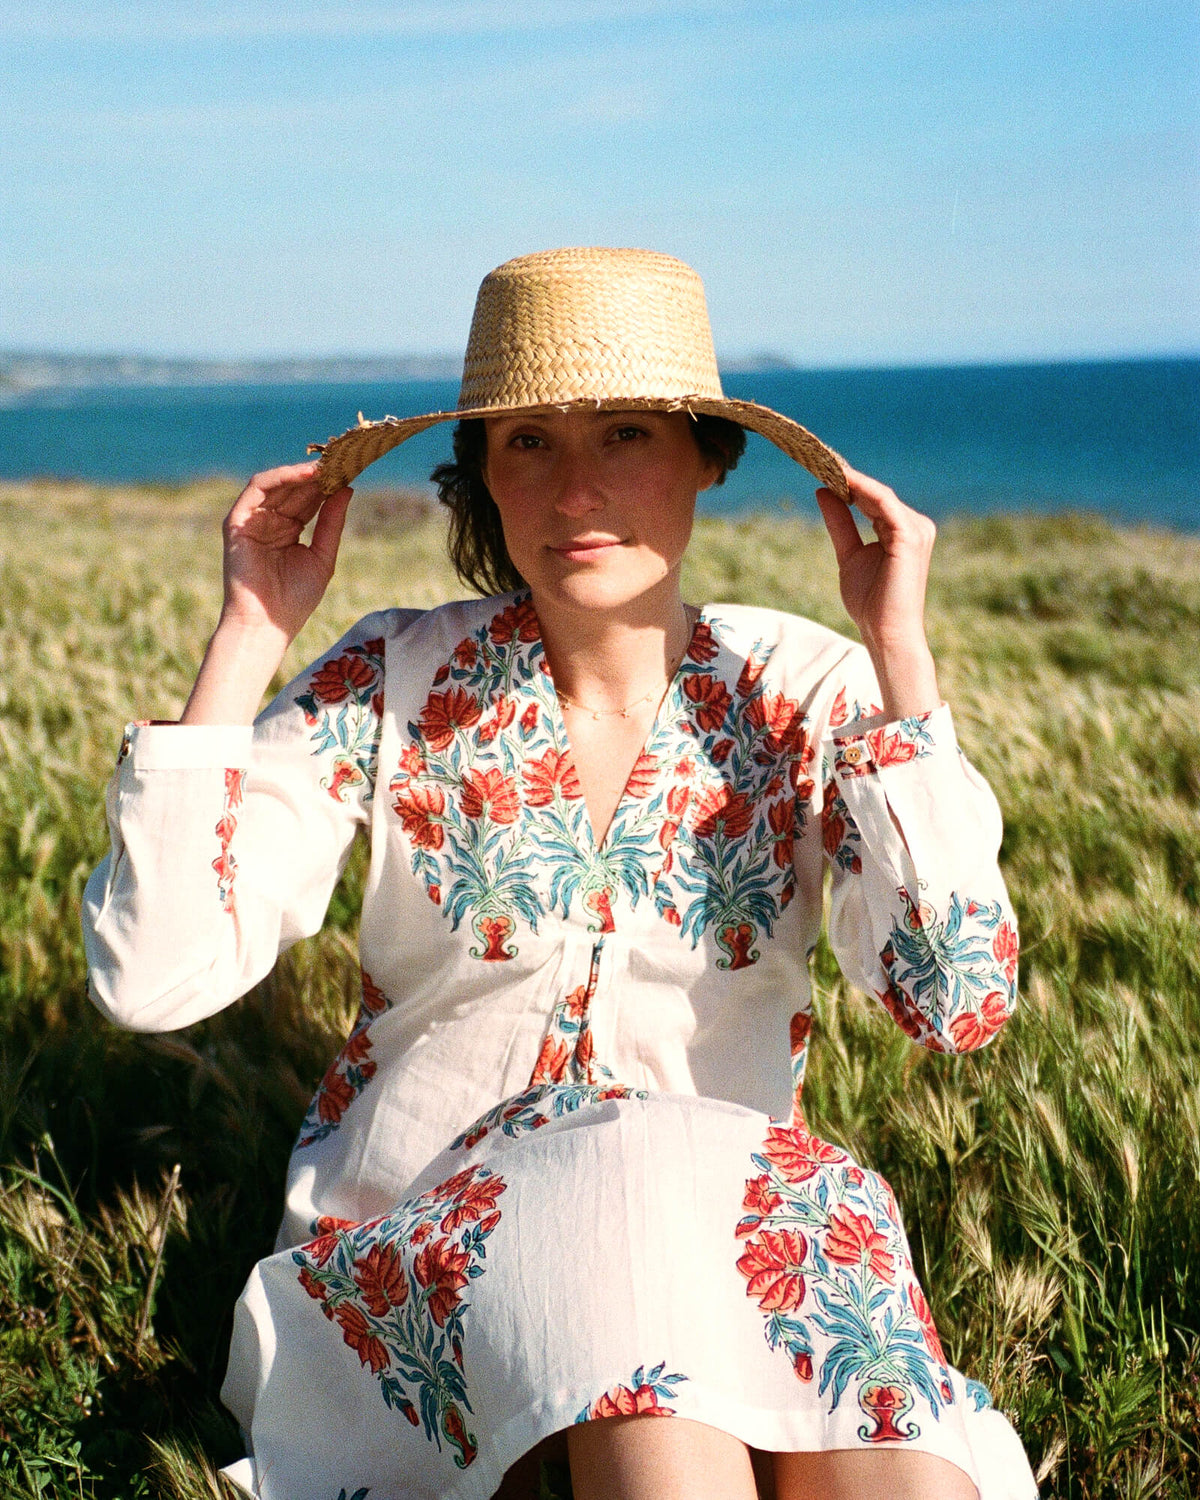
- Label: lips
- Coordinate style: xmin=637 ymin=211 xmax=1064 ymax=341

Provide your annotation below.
xmin=551 ymin=537 xmax=626 ymax=560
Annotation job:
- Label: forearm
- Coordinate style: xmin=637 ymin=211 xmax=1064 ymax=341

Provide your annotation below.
xmin=181 ymin=617 xmax=291 ymax=726
xmin=859 ymin=631 xmax=941 ymax=721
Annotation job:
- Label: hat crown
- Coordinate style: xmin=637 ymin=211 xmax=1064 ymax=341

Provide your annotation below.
xmin=458 ymin=246 xmax=725 ymax=412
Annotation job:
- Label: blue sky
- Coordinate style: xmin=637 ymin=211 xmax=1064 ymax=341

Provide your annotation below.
xmin=1 ymin=0 xmax=1195 ymax=366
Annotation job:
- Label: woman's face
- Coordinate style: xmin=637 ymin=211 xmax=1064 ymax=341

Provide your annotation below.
xmin=482 ymin=409 xmax=719 ymax=617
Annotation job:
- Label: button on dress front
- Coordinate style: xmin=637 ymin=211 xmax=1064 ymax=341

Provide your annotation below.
xmin=83 ymin=594 xmax=1037 ymax=1499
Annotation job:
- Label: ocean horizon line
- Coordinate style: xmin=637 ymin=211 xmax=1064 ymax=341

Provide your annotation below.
xmin=1 ymin=349 xmax=1196 ymax=395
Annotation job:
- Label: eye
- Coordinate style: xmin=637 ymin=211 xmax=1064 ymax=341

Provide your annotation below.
xmin=611 ymin=424 xmax=648 ymax=443
xmin=509 ymin=432 xmax=547 ymax=450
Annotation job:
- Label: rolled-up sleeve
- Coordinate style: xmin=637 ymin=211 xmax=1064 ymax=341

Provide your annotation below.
xmin=818 ymin=647 xmax=1018 ymax=1053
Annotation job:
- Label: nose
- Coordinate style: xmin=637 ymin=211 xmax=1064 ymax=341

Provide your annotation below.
xmin=551 ymin=446 xmax=605 ymax=517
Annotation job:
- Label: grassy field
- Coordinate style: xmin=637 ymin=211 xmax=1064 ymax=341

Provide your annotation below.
xmin=1 ymin=477 xmax=1198 ymax=1498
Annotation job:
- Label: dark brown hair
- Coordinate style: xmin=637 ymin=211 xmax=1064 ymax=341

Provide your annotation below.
xmin=431 ymin=413 xmax=746 ymax=597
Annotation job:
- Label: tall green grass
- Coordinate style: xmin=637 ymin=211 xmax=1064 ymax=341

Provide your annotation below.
xmin=2 ymin=480 xmax=1197 ymax=1497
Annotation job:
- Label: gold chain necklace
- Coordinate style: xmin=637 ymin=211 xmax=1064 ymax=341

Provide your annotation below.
xmin=554 ymin=616 xmax=693 ymax=723
xmin=555 ymin=678 xmax=671 ymax=722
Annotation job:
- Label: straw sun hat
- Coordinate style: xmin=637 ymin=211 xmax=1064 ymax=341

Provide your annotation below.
xmin=310 ymin=246 xmax=849 ymax=501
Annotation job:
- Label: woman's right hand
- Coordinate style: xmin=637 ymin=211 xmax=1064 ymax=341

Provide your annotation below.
xmin=179 ymin=461 xmax=353 ymax=726
xmin=220 ymin=460 xmax=353 ymax=644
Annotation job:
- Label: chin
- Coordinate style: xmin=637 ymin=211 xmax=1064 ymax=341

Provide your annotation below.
xmin=531 ymin=565 xmax=669 ymax=615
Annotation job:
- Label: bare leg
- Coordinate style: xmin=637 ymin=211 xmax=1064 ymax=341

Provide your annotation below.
xmin=567 ymin=1416 xmax=760 ymax=1500
xmin=774 ymin=1448 xmax=979 ymax=1500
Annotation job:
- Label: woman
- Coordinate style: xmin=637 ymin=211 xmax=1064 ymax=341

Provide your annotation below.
xmin=84 ymin=248 xmax=1036 ymax=1500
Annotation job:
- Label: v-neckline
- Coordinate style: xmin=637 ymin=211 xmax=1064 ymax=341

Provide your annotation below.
xmin=540 ymin=606 xmax=707 ymax=856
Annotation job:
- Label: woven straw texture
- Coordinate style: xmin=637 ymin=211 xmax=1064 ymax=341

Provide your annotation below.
xmin=311 ymin=247 xmax=848 ymax=501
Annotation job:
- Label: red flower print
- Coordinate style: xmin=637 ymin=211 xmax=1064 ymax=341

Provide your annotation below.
xmin=413 ymin=1237 xmax=472 ymax=1325
xmin=489 ymin=599 xmax=539 ymax=644
xmin=584 ymin=886 xmax=615 ymax=933
xmin=453 ymin=637 xmax=478 ymax=669
xmin=360 ymin=969 xmax=389 ymax=1018
xmin=333 ymin=1301 xmax=390 ymax=1373
xmin=477 ymin=694 xmax=516 ymax=744
xmin=392 ymin=782 xmax=446 ymax=849
xmin=866 ymin=726 xmax=919 ymax=768
xmin=691 ymin=785 xmax=754 ymax=841
xmin=224 ymin=767 xmax=245 ymax=807
xmin=789 ymin=1010 xmax=812 ymax=1056
xmin=993 ymin=921 xmax=1019 ymax=985
xmin=625 ymin=753 xmax=658 ymax=799
xmin=682 ymin=674 xmax=732 ymax=732
xmin=575 ymin=1027 xmax=596 ymax=1078
xmin=825 ymin=1206 xmax=895 ymax=1282
xmin=828 ymin=685 xmax=849 ymax=728
xmin=520 ymin=702 xmax=540 ymax=735
xmin=746 ymin=693 xmax=810 ymax=759
xmin=353 ymin=1243 xmax=409 ymax=1316
xmin=460 ymin=767 xmax=521 ymax=824
xmin=523 ymin=748 xmax=582 ymax=806
xmin=949 ymin=991 xmax=1011 ymax=1051
xmin=305 ymin=1232 xmax=341 ymax=1267
xmin=315 ymin=1215 xmax=359 ymax=1235
xmin=666 ymin=785 xmax=690 ymax=818
xmin=396 ymin=744 xmax=426 ymax=777
xmin=737 ymin=1229 xmax=807 ymax=1311
xmin=793 ymin=1350 xmax=814 ymax=1381
xmin=341 ymin=1027 xmax=373 ymax=1065
xmin=433 ymin=664 xmax=450 ymax=685
xmin=410 ymin=1219 xmax=434 ymax=1246
xmin=428 ymin=884 xmax=442 ymax=904
xmin=662 ymin=905 xmax=681 ymax=926
xmin=418 ymin=687 xmax=481 ymax=751
xmin=675 ymin=755 xmax=695 ymax=778
xmin=909 ymin=1283 xmax=946 ymax=1363
xmin=317 ymin=1066 xmax=356 ymax=1125
xmin=743 ymin=1175 xmax=782 ymax=1217
xmin=298 ymin=1266 xmax=329 ymax=1302
xmin=687 ymin=620 xmax=719 ymax=663
xmin=530 ymin=1033 xmax=569 ymax=1084
xmin=310 ymin=653 xmax=375 ymax=705
xmin=767 ymin=795 xmax=795 ymax=869
xmin=440 ymin=1172 xmax=506 ymax=1233
xmin=876 ymin=980 xmax=925 ymax=1042
xmin=821 ymin=781 xmax=845 ymax=857
xmin=591 ymin=1383 xmax=675 ymax=1419
xmin=761 ymin=1124 xmax=847 ymax=1181
xmin=564 ymin=984 xmax=588 ymax=1019
xmin=736 ymin=655 xmax=768 ymax=697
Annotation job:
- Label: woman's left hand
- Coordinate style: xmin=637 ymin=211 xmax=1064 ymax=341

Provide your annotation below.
xmin=815 ymin=467 xmax=941 ymax=720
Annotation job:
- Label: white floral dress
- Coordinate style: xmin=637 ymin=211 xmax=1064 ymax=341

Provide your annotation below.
xmin=84 ymin=594 xmax=1037 ymax=1500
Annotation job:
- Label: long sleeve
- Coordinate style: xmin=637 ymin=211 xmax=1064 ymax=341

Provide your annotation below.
xmin=83 ymin=609 xmax=421 ymax=1033
xmin=818 ymin=645 xmax=1018 ymax=1053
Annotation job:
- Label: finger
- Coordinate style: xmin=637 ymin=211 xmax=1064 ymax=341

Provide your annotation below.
xmin=229 ymin=474 xmax=325 ymax=527
xmin=842 ymin=466 xmax=926 ymax=527
xmin=815 ymin=487 xmax=867 ymax=566
xmin=308 ymin=487 xmax=353 ymax=570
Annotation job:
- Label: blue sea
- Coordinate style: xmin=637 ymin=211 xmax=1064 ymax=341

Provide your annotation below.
xmin=2 ymin=358 xmax=1197 ymax=528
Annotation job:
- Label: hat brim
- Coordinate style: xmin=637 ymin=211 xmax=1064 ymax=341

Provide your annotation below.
xmin=309 ymin=396 xmax=849 ymax=503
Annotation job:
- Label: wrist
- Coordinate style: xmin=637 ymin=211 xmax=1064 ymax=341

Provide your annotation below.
xmin=860 ymin=635 xmax=940 ymax=722
xmin=180 ymin=619 xmax=290 ymax=726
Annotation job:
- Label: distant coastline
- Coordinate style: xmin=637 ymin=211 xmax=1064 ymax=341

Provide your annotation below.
xmin=0 ymin=350 xmax=801 ymax=392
